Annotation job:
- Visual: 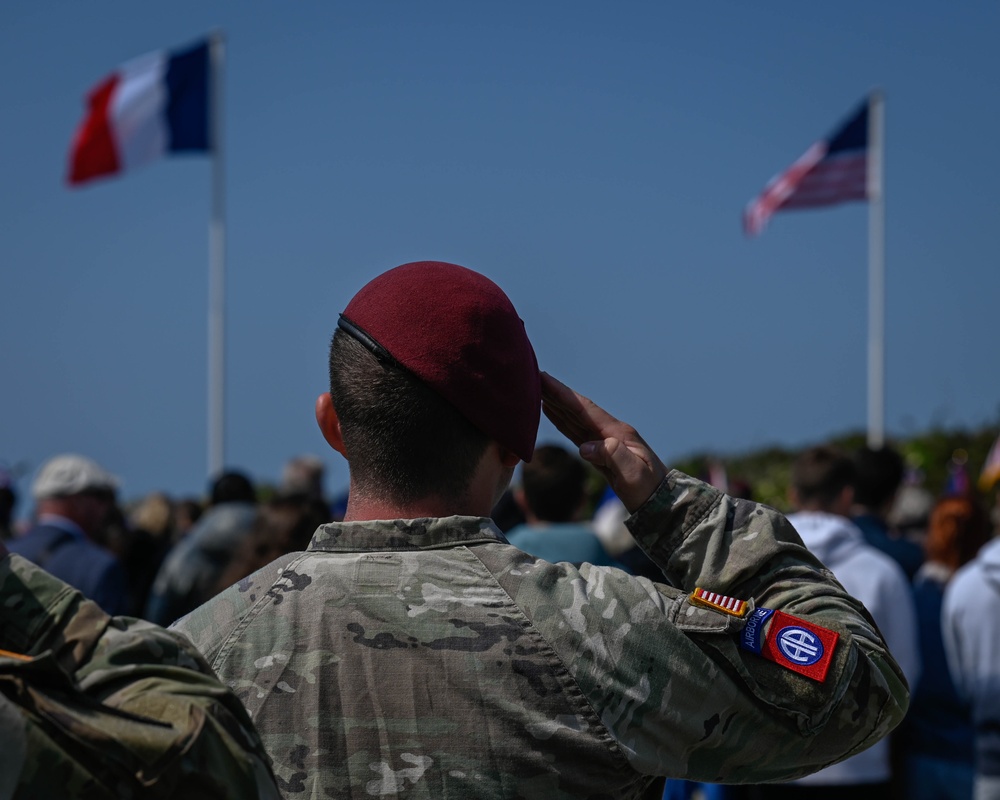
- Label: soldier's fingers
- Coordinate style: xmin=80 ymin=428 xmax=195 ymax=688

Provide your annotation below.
xmin=541 ymin=377 xmax=602 ymax=445
xmin=579 ymin=438 xmax=665 ymax=512
xmin=541 ymin=373 xmax=626 ymax=441
xmin=542 ymin=398 xmax=597 ymax=447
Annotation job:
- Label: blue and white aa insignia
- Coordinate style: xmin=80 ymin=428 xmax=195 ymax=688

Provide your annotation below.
xmin=739 ymin=607 xmax=840 ymax=682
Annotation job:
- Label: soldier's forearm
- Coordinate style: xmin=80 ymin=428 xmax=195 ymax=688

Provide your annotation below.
xmin=622 ymin=471 xmax=909 ymax=775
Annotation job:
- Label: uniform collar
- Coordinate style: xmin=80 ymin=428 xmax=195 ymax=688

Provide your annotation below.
xmin=307 ymin=515 xmax=506 ymax=553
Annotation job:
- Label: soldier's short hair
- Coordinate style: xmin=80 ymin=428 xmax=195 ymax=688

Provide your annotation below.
xmin=520 ymin=444 xmax=588 ymax=523
xmin=791 ymin=446 xmax=856 ymax=509
xmin=328 ymin=329 xmax=490 ymax=506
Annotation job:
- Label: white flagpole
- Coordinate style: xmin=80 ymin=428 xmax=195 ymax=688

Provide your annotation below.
xmin=867 ymin=90 xmax=886 ymax=448
xmin=208 ymin=31 xmax=226 ymax=477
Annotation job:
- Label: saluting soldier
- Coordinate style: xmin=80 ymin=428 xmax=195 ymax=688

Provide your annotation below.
xmin=177 ymin=260 xmax=910 ymax=799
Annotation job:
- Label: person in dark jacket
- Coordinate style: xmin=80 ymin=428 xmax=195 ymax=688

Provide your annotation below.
xmin=145 ymin=470 xmax=257 ymax=625
xmin=851 ymin=445 xmax=923 ymax=580
xmin=8 ymin=454 xmax=127 ymax=615
xmin=901 ymin=495 xmax=989 ymax=800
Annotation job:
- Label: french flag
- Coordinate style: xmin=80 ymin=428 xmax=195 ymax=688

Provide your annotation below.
xmin=67 ymin=39 xmax=212 ymax=186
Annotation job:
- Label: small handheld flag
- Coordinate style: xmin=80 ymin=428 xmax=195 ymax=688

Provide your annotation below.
xmin=744 ymin=98 xmax=870 ymax=237
xmin=67 ymin=38 xmax=211 ymax=185
xmin=979 ymin=433 xmax=1000 ymax=493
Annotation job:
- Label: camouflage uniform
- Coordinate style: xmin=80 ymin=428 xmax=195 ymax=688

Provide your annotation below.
xmin=176 ymin=472 xmax=909 ymax=799
xmin=0 ymin=553 xmax=281 ymax=800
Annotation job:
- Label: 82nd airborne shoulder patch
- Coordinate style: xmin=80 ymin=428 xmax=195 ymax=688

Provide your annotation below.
xmin=740 ymin=607 xmax=839 ymax=683
xmin=689 ymin=590 xmax=839 ymax=682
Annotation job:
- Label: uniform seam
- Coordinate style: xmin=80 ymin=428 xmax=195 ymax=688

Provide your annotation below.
xmin=661 ymin=491 xmax=725 ymax=577
xmin=628 ymin=475 xmax=723 ymax=579
xmin=210 ymin=552 xmax=311 ymax=673
xmin=467 ymin=546 xmax=637 ymax=775
xmin=682 ymin=490 xmax=725 ymax=540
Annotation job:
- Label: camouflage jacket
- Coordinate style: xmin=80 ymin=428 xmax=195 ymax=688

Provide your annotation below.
xmin=175 ymin=471 xmax=909 ymax=799
xmin=0 ymin=553 xmax=281 ymax=800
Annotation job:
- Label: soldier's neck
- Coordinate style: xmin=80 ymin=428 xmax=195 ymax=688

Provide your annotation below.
xmin=343 ymin=490 xmax=478 ymax=522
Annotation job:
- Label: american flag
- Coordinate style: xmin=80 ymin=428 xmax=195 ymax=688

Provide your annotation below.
xmin=744 ymin=98 xmax=870 ymax=237
xmin=690 ymin=587 xmax=748 ymax=617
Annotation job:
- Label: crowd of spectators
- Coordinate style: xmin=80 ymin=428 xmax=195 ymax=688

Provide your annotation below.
xmin=3 ymin=430 xmax=998 ymax=798
xmin=1 ymin=454 xmax=345 ymax=627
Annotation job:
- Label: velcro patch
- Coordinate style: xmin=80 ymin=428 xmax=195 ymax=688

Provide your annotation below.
xmin=755 ymin=610 xmax=839 ymax=683
xmin=690 ymin=587 xmax=749 ymax=618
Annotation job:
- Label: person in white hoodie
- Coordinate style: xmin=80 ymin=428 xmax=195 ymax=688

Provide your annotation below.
xmin=942 ymin=529 xmax=1000 ymax=800
xmin=758 ymin=445 xmax=920 ymax=800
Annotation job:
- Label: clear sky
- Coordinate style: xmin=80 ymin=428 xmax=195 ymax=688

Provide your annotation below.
xmin=2 ymin=2 xmax=998 ymax=510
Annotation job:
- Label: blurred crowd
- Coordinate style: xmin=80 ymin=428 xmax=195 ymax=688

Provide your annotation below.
xmin=2 ymin=435 xmax=999 ymax=800
xmin=0 ymin=454 xmax=339 ymax=625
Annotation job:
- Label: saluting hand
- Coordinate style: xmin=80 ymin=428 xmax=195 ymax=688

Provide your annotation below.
xmin=541 ymin=372 xmax=668 ymax=513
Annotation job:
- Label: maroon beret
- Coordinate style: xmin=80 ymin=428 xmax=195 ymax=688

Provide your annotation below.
xmin=339 ymin=261 xmax=541 ymax=462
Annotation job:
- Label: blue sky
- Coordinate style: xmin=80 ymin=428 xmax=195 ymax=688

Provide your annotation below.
xmin=2 ymin=2 xmax=998 ymax=510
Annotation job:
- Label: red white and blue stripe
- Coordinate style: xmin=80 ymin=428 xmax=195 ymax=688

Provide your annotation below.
xmin=67 ymin=39 xmax=211 ymax=186
xmin=744 ymin=98 xmax=870 ymax=237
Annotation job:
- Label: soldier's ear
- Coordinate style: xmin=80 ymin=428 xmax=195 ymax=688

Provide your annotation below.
xmin=315 ymin=393 xmax=347 ymax=458
xmin=499 ymin=446 xmax=520 ymax=469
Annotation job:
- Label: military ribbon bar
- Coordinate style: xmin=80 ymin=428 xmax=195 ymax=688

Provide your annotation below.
xmin=744 ymin=609 xmax=839 ymax=683
xmin=690 ymin=587 xmax=749 ymax=618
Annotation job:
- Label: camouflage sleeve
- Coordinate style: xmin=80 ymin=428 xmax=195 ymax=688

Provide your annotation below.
xmin=0 ymin=553 xmax=281 ymax=800
xmin=533 ymin=471 xmax=909 ymax=783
